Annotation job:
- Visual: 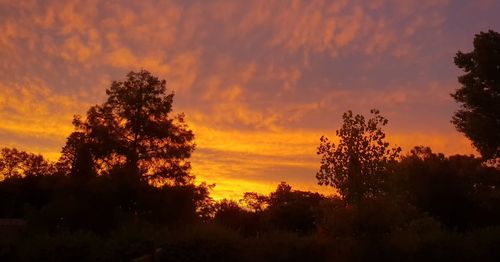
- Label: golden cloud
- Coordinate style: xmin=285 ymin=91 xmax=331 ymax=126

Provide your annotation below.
xmin=0 ymin=0 xmax=495 ymax=200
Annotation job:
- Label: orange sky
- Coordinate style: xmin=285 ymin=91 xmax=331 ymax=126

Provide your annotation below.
xmin=1 ymin=0 xmax=498 ymax=199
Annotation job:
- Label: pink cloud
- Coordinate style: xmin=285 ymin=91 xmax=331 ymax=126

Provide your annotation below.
xmin=0 ymin=0 xmax=497 ymax=199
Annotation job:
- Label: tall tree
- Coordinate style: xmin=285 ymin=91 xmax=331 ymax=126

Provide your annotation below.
xmin=452 ymin=30 xmax=500 ymax=160
xmin=61 ymin=70 xmax=195 ymax=184
xmin=316 ymin=110 xmax=401 ymax=204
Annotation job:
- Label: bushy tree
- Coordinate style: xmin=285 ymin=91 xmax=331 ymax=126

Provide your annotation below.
xmin=398 ymin=146 xmax=500 ymax=229
xmin=60 ymin=70 xmax=195 ymax=185
xmin=452 ymin=30 xmax=500 ymax=160
xmin=0 ymin=147 xmax=53 ymax=179
xmin=240 ymin=192 xmax=268 ymax=212
xmin=317 ymin=110 xmax=401 ymax=204
xmin=267 ymin=182 xmax=324 ymax=234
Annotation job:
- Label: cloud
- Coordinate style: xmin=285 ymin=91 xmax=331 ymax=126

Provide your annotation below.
xmin=0 ymin=80 xmax=89 ymax=158
xmin=0 ymin=0 xmax=498 ymax=199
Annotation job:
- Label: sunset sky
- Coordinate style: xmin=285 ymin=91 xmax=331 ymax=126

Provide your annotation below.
xmin=1 ymin=0 xmax=499 ymax=199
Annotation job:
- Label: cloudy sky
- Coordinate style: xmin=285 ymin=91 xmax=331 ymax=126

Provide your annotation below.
xmin=1 ymin=0 xmax=499 ymax=199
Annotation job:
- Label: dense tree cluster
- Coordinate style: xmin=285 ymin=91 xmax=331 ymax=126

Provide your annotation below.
xmin=0 ymin=148 xmax=54 ymax=179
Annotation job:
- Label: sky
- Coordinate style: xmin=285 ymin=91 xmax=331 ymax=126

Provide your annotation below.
xmin=0 ymin=0 xmax=499 ymax=199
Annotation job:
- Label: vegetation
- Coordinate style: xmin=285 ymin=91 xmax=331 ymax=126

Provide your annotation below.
xmin=1 ymin=30 xmax=500 ymax=261
xmin=0 ymin=148 xmax=54 ymax=178
xmin=452 ymin=30 xmax=500 ymax=160
xmin=58 ymin=70 xmax=195 ymax=185
xmin=317 ymin=109 xmax=401 ymax=204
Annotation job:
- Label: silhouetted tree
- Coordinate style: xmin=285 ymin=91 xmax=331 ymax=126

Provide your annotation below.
xmin=452 ymin=30 xmax=500 ymax=160
xmin=57 ymin=132 xmax=95 ymax=178
xmin=213 ymin=198 xmax=265 ymax=236
xmin=0 ymin=147 xmax=53 ymax=179
xmin=266 ymin=182 xmax=324 ymax=234
xmin=61 ymin=70 xmax=195 ymax=185
xmin=214 ymin=200 xmax=249 ymax=230
xmin=398 ymin=146 xmax=500 ymax=229
xmin=240 ymin=192 xmax=268 ymax=212
xmin=317 ymin=110 xmax=401 ymax=204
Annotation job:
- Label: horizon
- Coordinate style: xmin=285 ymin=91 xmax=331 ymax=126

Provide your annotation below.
xmin=1 ymin=0 xmax=499 ymax=199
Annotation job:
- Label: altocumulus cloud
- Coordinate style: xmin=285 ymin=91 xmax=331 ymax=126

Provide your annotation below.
xmin=0 ymin=0 xmax=499 ymax=198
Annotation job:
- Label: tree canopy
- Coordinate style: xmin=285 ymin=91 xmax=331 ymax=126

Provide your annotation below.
xmin=59 ymin=70 xmax=195 ymax=185
xmin=0 ymin=147 xmax=53 ymax=179
xmin=452 ymin=30 xmax=500 ymax=160
xmin=316 ymin=109 xmax=401 ymax=204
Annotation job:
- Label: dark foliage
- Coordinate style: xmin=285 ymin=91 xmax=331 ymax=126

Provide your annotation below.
xmin=395 ymin=146 xmax=500 ymax=230
xmin=0 ymin=171 xmax=211 ymax=234
xmin=0 ymin=148 xmax=54 ymax=179
xmin=59 ymin=70 xmax=195 ymax=185
xmin=317 ymin=109 xmax=401 ymax=204
xmin=452 ymin=30 xmax=500 ymax=160
xmin=1 ymin=142 xmax=500 ymax=261
xmin=266 ymin=182 xmax=324 ymax=234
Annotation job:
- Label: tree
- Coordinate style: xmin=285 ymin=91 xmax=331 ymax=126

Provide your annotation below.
xmin=57 ymin=132 xmax=95 ymax=178
xmin=316 ymin=110 xmax=401 ymax=204
xmin=60 ymin=70 xmax=195 ymax=185
xmin=0 ymin=147 xmax=53 ymax=179
xmin=452 ymin=30 xmax=500 ymax=160
xmin=266 ymin=182 xmax=324 ymax=234
xmin=240 ymin=192 xmax=268 ymax=212
xmin=397 ymin=146 xmax=500 ymax=229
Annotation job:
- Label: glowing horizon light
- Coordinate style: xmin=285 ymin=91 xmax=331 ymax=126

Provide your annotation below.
xmin=0 ymin=0 xmax=495 ymax=199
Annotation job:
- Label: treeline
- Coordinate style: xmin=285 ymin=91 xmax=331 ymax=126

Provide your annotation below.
xmin=0 ymin=146 xmax=499 ymax=261
xmin=0 ymin=30 xmax=499 ymax=261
